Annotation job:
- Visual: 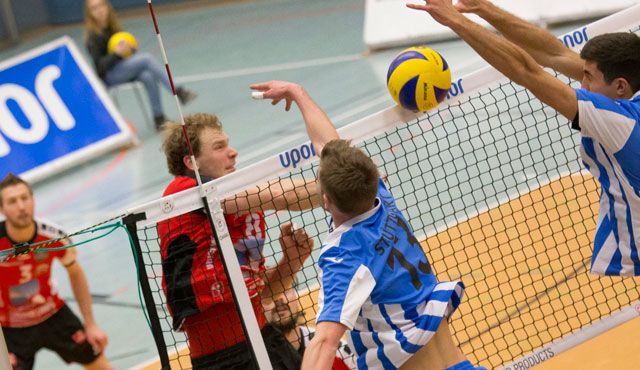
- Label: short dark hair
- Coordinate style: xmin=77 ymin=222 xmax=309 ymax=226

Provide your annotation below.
xmin=318 ymin=139 xmax=379 ymax=216
xmin=0 ymin=174 xmax=32 ymax=206
xmin=161 ymin=113 xmax=223 ymax=176
xmin=580 ymin=32 xmax=640 ymax=93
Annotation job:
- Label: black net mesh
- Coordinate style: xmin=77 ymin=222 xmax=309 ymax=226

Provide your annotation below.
xmin=131 ymin=27 xmax=640 ymax=370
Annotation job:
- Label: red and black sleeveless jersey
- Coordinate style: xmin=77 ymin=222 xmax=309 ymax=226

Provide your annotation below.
xmin=0 ymin=220 xmax=68 ymax=327
xmin=158 ymin=176 xmax=267 ymax=331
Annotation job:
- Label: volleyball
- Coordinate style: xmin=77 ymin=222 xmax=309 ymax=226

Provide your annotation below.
xmin=387 ymin=46 xmax=451 ymax=112
xmin=107 ymin=31 xmax=138 ymax=58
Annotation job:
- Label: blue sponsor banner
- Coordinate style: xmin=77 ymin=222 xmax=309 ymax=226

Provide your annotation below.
xmin=0 ymin=37 xmax=135 ymax=182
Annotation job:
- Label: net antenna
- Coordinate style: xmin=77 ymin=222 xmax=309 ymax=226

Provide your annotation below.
xmin=144 ymin=2 xmax=273 ymax=369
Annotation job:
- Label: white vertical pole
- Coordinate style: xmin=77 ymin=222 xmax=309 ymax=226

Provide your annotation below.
xmin=0 ymin=326 xmax=11 ymax=370
xmin=206 ymin=190 xmax=273 ymax=370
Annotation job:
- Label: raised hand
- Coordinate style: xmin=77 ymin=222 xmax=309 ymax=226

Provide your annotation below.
xmin=454 ymin=0 xmax=486 ymax=14
xmin=406 ymin=0 xmax=463 ymax=26
xmin=250 ymin=80 xmax=304 ymax=112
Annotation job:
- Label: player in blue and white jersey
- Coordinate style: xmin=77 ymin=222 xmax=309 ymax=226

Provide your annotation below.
xmin=408 ymin=0 xmax=640 ymax=276
xmin=251 ymin=80 xmax=486 ymax=370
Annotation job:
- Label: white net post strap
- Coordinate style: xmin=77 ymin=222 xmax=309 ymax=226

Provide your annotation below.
xmin=205 ymin=188 xmax=273 ymax=370
xmin=499 ymin=301 xmax=640 ymax=370
xmin=0 ymin=326 xmax=10 ymax=370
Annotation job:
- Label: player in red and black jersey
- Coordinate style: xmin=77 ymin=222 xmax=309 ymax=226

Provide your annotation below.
xmin=159 ymin=113 xmax=321 ymax=369
xmin=0 ymin=174 xmax=111 ymax=370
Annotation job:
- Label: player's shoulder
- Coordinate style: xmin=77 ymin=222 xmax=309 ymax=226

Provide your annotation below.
xmin=324 ymin=221 xmax=376 ymax=253
xmin=34 ymin=219 xmax=70 ymax=246
xmin=623 ymin=91 xmax=640 ymax=117
xmin=319 ymin=233 xmax=374 ymax=275
xmin=576 ymin=89 xmax=640 ymax=120
xmin=163 ymin=176 xmax=197 ymax=196
xmin=322 ymin=221 xmax=354 ymax=253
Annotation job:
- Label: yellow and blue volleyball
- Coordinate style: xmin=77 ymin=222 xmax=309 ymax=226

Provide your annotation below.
xmin=107 ymin=31 xmax=138 ymax=58
xmin=387 ymin=46 xmax=451 ymax=112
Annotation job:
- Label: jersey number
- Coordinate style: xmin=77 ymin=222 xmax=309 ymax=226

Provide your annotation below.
xmin=386 ymin=218 xmax=432 ymax=290
xmin=244 ymin=213 xmax=264 ymax=239
xmin=19 ymin=264 xmax=33 ymax=284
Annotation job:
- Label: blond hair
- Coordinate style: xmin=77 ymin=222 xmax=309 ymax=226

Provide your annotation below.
xmin=161 ymin=113 xmax=223 ymax=176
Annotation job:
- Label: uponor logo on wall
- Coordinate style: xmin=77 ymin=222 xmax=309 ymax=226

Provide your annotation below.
xmin=0 ymin=37 xmax=135 ymax=182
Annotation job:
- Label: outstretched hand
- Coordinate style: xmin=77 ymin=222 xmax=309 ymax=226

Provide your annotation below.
xmin=250 ymin=80 xmax=304 ymax=112
xmin=406 ymin=0 xmax=463 ymax=26
xmin=453 ymin=0 xmax=486 ymax=14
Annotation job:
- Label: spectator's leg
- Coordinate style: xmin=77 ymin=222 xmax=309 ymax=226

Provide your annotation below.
xmin=136 ymin=69 xmax=164 ymax=119
xmin=104 ymin=52 xmax=170 ymax=91
xmin=136 ymin=52 xmax=172 ymax=91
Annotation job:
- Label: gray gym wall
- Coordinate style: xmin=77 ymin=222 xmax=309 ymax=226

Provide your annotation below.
xmin=0 ymin=0 xmax=194 ymax=43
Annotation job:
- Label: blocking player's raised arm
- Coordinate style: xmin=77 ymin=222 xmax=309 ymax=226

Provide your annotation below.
xmin=407 ymin=1 xmax=578 ymax=121
xmin=250 ymin=80 xmax=339 ymax=153
xmin=455 ymin=0 xmax=584 ymax=81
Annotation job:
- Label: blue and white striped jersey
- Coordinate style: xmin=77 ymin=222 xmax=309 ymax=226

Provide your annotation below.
xmin=316 ymin=178 xmax=464 ymax=370
xmin=575 ymin=89 xmax=640 ymax=276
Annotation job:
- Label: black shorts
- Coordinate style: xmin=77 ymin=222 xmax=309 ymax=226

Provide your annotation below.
xmin=2 ymin=304 xmax=99 ymax=370
xmin=191 ymin=324 xmax=302 ymax=370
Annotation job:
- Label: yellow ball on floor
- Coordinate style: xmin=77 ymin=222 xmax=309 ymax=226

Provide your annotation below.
xmin=107 ymin=31 xmax=138 ymax=58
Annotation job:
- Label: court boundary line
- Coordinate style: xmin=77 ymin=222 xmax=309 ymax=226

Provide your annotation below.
xmin=129 ymin=344 xmax=189 ymax=370
xmin=107 ymin=54 xmax=363 ymax=89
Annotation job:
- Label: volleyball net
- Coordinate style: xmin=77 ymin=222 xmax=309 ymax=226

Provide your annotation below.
xmin=9 ymin=5 xmax=638 ymax=370
xmin=125 ymin=5 xmax=640 ymax=369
